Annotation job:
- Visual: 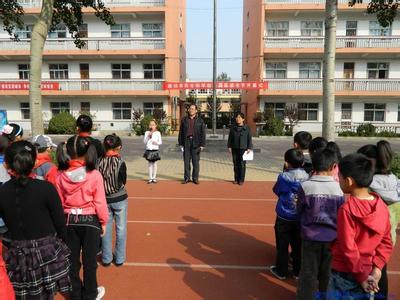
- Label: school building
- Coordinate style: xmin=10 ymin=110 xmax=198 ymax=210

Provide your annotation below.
xmin=242 ymin=0 xmax=400 ymax=134
xmin=0 ymin=0 xmax=186 ymax=133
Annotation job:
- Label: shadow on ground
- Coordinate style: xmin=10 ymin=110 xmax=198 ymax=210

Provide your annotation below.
xmin=167 ymin=216 xmax=296 ymax=300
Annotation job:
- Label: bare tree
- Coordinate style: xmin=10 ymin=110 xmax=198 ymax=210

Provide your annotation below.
xmin=284 ymin=104 xmax=299 ymax=136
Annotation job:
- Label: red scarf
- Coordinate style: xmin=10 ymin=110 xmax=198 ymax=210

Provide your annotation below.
xmin=78 ymin=132 xmax=91 ymax=138
xmin=105 ymin=150 xmax=120 ymax=158
xmin=68 ymin=159 xmax=86 ymax=170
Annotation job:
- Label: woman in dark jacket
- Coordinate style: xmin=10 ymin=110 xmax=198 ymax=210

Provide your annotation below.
xmin=227 ymin=112 xmax=253 ymax=185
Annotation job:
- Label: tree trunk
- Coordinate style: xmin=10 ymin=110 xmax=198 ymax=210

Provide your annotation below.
xmin=322 ymin=0 xmax=337 ymax=141
xmin=29 ymin=0 xmax=54 ymax=136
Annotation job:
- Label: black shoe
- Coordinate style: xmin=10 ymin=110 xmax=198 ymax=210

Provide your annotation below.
xmin=182 ymin=180 xmax=190 ymax=184
xmin=101 ymin=261 xmax=112 ymax=267
xmin=114 ymin=262 xmax=124 ymax=267
xmin=238 ymin=182 xmax=244 ymax=186
xmin=193 ymin=180 xmax=199 ymax=185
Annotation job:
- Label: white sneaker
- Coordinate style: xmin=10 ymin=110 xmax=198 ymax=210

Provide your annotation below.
xmin=96 ymin=286 xmax=105 ymax=300
xmin=152 ymin=179 xmax=158 ymax=183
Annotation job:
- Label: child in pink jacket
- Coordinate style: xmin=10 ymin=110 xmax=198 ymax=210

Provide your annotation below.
xmin=56 ymin=135 xmax=109 ymax=300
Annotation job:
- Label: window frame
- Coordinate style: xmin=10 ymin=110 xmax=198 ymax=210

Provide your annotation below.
xmin=49 ymin=64 xmax=69 ymax=79
xmin=143 ymin=102 xmax=163 ymax=116
xmin=341 ymin=103 xmax=352 ymax=120
xmin=369 ymin=21 xmax=392 ymax=36
xmin=50 ymin=102 xmax=70 ymax=116
xmin=18 ymin=64 xmax=30 ymax=80
xmin=298 ymin=103 xmax=319 ymax=121
xmin=367 ymin=62 xmax=389 ymax=79
xmin=112 ymin=102 xmax=132 ymax=120
xmin=143 ymin=64 xmax=163 ymax=79
xmin=264 ymin=102 xmax=286 ymax=119
xmin=265 ymin=62 xmax=287 ymax=79
xmin=142 ymin=23 xmax=163 ymax=38
xmin=112 ymin=64 xmax=131 ymax=79
xmin=48 ymin=24 xmax=67 ymax=38
xmin=299 ymin=62 xmax=321 ymax=79
xmin=301 ymin=21 xmax=323 ymax=37
xmin=111 ymin=24 xmax=131 ymax=38
xmin=20 ymin=102 xmax=30 ymax=120
xmin=80 ymin=102 xmax=91 ymax=114
xmin=266 ymin=21 xmax=289 ymax=37
xmin=364 ymin=103 xmax=386 ymax=122
xmin=15 ymin=24 xmax=33 ymax=39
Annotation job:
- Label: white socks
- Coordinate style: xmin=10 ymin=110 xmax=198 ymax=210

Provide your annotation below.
xmin=148 ymin=162 xmax=158 ymax=180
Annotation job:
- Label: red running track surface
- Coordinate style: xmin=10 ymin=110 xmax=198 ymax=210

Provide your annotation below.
xmin=58 ymin=181 xmax=400 ymax=300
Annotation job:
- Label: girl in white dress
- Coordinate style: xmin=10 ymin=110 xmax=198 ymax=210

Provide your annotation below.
xmin=143 ymin=119 xmax=162 ymax=183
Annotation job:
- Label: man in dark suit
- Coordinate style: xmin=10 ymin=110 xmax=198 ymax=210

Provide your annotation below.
xmin=178 ymin=104 xmax=206 ymax=184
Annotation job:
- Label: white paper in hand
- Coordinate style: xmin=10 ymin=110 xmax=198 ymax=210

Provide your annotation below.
xmin=243 ymin=150 xmax=254 ymax=161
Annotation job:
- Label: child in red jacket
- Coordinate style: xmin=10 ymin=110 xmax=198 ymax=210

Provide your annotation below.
xmin=32 ymin=135 xmax=58 ymax=185
xmin=56 ymin=135 xmax=108 ymax=300
xmin=0 ymin=241 xmax=14 ymax=300
xmin=327 ymin=153 xmax=393 ymax=300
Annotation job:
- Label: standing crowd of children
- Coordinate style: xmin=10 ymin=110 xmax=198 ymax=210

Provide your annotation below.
xmin=0 ymin=115 xmax=136 ymax=300
xmin=271 ymin=131 xmax=398 ymax=300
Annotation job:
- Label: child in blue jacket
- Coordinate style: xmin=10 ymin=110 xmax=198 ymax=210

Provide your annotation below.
xmin=270 ymin=148 xmax=309 ymax=280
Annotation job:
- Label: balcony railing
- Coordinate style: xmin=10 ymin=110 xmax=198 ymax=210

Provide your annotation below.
xmin=0 ymin=38 xmax=165 ymax=51
xmin=0 ymin=79 xmax=164 ymax=91
xmin=264 ymin=36 xmax=400 ymax=49
xmin=264 ymin=0 xmax=366 ymax=4
xmin=18 ymin=0 xmax=165 ymax=8
xmin=265 ymin=79 xmax=400 ymax=92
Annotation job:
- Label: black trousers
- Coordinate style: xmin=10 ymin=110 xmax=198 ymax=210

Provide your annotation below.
xmin=296 ymin=240 xmax=332 ymax=300
xmin=274 ymin=217 xmax=301 ymax=277
xmin=183 ymin=137 xmax=201 ymax=181
xmin=378 ymin=265 xmax=388 ymax=300
xmin=232 ymin=149 xmax=247 ymax=183
xmin=67 ymin=216 xmax=101 ymax=300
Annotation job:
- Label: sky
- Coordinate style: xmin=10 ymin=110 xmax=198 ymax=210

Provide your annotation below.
xmin=186 ymin=0 xmax=243 ymax=81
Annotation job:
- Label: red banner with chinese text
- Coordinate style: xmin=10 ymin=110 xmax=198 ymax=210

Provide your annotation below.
xmin=163 ymin=81 xmax=268 ymax=90
xmin=0 ymin=82 xmax=60 ymax=91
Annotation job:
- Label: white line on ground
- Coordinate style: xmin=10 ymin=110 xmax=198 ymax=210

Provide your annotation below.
xmin=128 ymin=196 xmax=276 ymax=202
xmin=113 ymin=262 xmax=400 ymax=275
xmin=127 ymin=220 xmax=274 ymax=227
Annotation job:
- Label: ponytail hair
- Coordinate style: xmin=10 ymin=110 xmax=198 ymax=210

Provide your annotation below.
xmin=376 ymin=140 xmax=393 ymax=175
xmin=103 ymin=133 xmax=122 ymax=152
xmin=57 ymin=135 xmax=98 ymax=171
xmin=5 ymin=141 xmax=36 ymax=186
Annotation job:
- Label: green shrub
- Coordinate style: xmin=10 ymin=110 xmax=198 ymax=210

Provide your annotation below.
xmin=47 ymin=112 xmax=76 ymax=134
xmin=133 ymin=114 xmax=170 ymax=136
xmin=338 ymin=130 xmax=358 ymax=137
xmin=263 ymin=117 xmax=285 ymax=136
xmin=392 ymin=154 xmax=400 ymax=178
xmin=356 ymin=123 xmax=376 ymax=137
xmin=376 ymin=131 xmax=400 ymax=138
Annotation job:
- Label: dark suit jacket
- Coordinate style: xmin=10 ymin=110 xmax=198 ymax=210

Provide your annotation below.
xmin=178 ymin=115 xmax=206 ymax=148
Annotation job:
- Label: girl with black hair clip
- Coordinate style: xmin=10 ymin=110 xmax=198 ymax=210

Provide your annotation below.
xmin=0 ymin=141 xmax=71 ymax=299
xmin=358 ymin=140 xmax=400 ymax=300
xmin=96 ymin=134 xmax=128 ymax=267
xmin=55 ymin=135 xmax=108 ymax=300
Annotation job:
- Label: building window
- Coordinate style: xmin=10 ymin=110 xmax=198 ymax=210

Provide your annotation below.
xmin=80 ymin=102 xmax=90 ymax=113
xmin=266 ymin=21 xmax=289 ymax=37
xmin=15 ymin=25 xmax=33 ymax=39
xmin=298 ymin=103 xmax=318 ymax=121
xmin=367 ymin=63 xmax=389 ymax=79
xmin=143 ymin=64 xmax=163 ymax=79
xmin=48 ymin=24 xmax=67 ymax=38
xmin=111 ymin=24 xmax=130 ymax=38
xmin=50 ymin=102 xmax=70 ymax=116
xmin=20 ymin=102 xmax=30 ymax=119
xmin=142 ymin=23 xmax=163 ymax=37
xmin=49 ymin=64 xmax=69 ymax=79
xmin=144 ymin=102 xmax=163 ymax=116
xmin=341 ymin=103 xmax=352 ymax=120
xmin=265 ymin=103 xmax=285 ymax=119
xmin=301 ymin=21 xmax=323 ymax=37
xmin=346 ymin=21 xmax=357 ymax=36
xmin=266 ymin=62 xmax=287 ymax=79
xmin=112 ymin=64 xmax=131 ymax=79
xmin=369 ymin=21 xmax=391 ymax=36
xmin=18 ymin=64 xmax=30 ymax=80
xmin=299 ymin=62 xmax=321 ymax=79
xmin=112 ymin=102 xmax=132 ymax=120
xmin=364 ymin=103 xmax=385 ymax=122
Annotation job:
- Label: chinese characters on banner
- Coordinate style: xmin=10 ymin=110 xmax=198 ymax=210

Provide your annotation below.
xmin=0 ymin=82 xmax=60 ymax=90
xmin=163 ymin=81 xmax=268 ymax=90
